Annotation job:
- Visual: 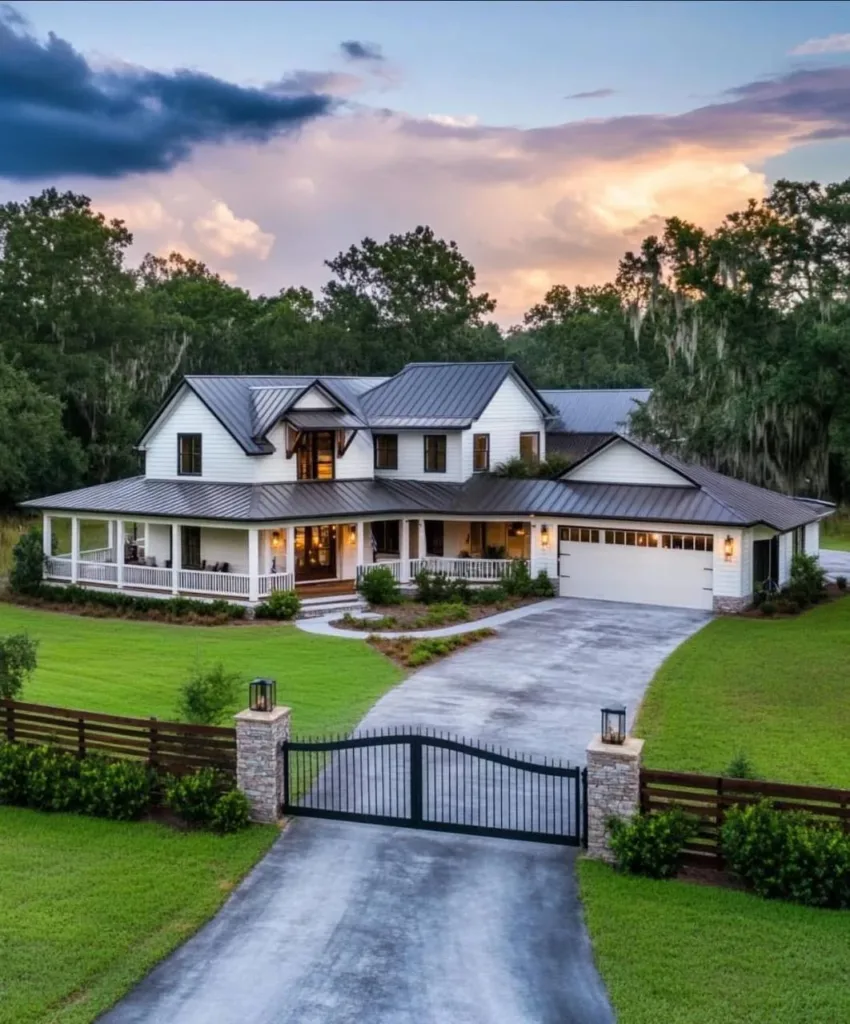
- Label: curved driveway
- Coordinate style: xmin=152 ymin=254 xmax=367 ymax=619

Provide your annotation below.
xmin=102 ymin=599 xmax=709 ymax=1024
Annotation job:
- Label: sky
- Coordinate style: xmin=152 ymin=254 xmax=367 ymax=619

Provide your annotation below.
xmin=4 ymin=0 xmax=850 ymax=323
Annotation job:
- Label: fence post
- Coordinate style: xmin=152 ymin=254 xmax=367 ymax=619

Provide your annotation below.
xmin=235 ymin=704 xmax=291 ymax=824
xmin=585 ymin=733 xmax=644 ymax=863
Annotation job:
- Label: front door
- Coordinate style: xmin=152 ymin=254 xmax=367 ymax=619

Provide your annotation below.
xmin=295 ymin=525 xmax=337 ymax=582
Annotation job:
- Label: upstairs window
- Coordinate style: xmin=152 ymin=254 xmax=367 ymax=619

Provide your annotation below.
xmin=374 ymin=434 xmax=399 ymax=470
xmin=177 ymin=434 xmax=202 ymax=476
xmin=473 ymin=433 xmax=490 ymax=472
xmin=520 ymin=431 xmax=539 ymax=465
xmin=424 ymin=434 xmax=447 ymax=473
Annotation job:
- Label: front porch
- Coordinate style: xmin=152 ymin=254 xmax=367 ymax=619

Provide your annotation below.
xmin=40 ymin=514 xmax=541 ymax=605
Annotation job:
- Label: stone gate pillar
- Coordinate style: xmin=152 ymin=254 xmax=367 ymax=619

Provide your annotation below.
xmin=585 ymin=734 xmax=644 ymax=862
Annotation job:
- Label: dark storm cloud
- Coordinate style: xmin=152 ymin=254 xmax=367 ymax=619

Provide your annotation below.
xmin=565 ymin=88 xmax=616 ymax=100
xmin=340 ymin=40 xmax=384 ymax=62
xmin=0 ymin=6 xmax=334 ymax=180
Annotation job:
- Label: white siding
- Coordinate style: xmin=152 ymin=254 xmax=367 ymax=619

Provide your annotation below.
xmin=463 ymin=376 xmax=547 ymax=478
xmin=200 ymin=528 xmax=248 ymax=573
xmin=144 ymin=389 xmax=255 ymax=482
xmin=291 ymin=385 xmax=335 ymax=410
xmin=567 ymin=440 xmax=693 ymax=487
xmin=374 ymin=431 xmax=464 ymax=482
xmin=806 ymin=520 xmax=820 ymax=554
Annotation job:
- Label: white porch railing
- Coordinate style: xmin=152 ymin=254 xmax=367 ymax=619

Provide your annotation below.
xmin=410 ymin=557 xmax=524 ymax=581
xmin=45 ymin=556 xmax=73 ymax=580
xmin=356 ymin=560 xmax=404 ymax=583
xmin=123 ymin=564 xmax=173 ymax=590
xmin=258 ymin=572 xmax=296 ymax=597
xmin=179 ymin=570 xmax=251 ymax=598
xmin=78 ymin=560 xmax=118 ymax=584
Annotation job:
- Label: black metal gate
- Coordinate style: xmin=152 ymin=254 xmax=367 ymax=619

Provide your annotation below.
xmin=282 ymin=729 xmax=586 ymax=846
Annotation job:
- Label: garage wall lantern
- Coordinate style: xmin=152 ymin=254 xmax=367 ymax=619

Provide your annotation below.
xmin=540 ymin=524 xmax=550 ymax=549
xmin=249 ymin=677 xmax=277 ymax=713
xmin=601 ymin=703 xmax=627 ymax=745
xmin=724 ymin=535 xmax=734 ymax=562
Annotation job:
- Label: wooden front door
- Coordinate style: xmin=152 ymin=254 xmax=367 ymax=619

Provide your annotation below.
xmin=295 ymin=525 xmax=337 ymax=581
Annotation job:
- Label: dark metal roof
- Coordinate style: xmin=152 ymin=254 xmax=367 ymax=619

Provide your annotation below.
xmin=542 ymin=389 xmax=651 ymax=433
xmin=361 ymin=362 xmax=551 ymax=427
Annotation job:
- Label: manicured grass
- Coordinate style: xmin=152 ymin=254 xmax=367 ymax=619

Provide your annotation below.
xmin=0 ymin=604 xmax=403 ymax=735
xmin=579 ymin=860 xmax=850 ymax=1024
xmin=635 ymin=596 xmax=850 ymax=788
xmin=0 ymin=807 xmax=276 ymax=1024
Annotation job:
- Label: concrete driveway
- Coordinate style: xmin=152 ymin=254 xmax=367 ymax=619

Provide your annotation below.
xmin=102 ymin=599 xmax=709 ymax=1024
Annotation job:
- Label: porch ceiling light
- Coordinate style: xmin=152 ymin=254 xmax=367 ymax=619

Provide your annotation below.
xmin=724 ymin=535 xmax=734 ymax=562
xmin=601 ymin=703 xmax=626 ymax=745
xmin=249 ymin=677 xmax=277 ymax=713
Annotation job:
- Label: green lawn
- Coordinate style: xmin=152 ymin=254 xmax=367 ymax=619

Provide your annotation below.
xmin=0 ymin=807 xmax=277 ymax=1024
xmin=0 ymin=604 xmax=403 ymax=735
xmin=635 ymin=596 xmax=850 ymax=788
xmin=579 ymin=860 xmax=850 ymax=1024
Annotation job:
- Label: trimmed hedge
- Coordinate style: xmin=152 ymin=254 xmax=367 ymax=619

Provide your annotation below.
xmin=10 ymin=583 xmax=246 ymax=622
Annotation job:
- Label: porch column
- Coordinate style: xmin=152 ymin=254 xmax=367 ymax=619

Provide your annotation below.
xmin=171 ymin=522 xmax=181 ymax=595
xmin=285 ymin=526 xmax=296 ymax=581
xmin=70 ymin=516 xmax=80 ymax=584
xmin=418 ymin=519 xmax=427 ymax=559
xmin=248 ymin=527 xmax=260 ymax=603
xmin=115 ymin=520 xmax=124 ymax=589
xmin=355 ymin=520 xmax=366 ymax=568
xmin=399 ymin=518 xmax=410 ymax=582
xmin=42 ymin=514 xmax=52 ymax=559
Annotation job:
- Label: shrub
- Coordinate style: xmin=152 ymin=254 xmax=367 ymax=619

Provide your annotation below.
xmin=9 ymin=527 xmax=45 ymax=594
xmin=254 ymin=588 xmax=301 ymax=620
xmin=0 ymin=633 xmax=39 ymax=700
xmin=788 ymin=552 xmax=827 ymax=606
xmin=210 ymin=788 xmax=252 ymax=833
xmin=725 ymin=751 xmax=758 ymax=780
xmin=358 ymin=566 xmax=402 ymax=605
xmin=722 ymin=801 xmax=850 ymax=909
xmin=76 ymin=757 xmax=153 ymax=820
xmin=175 ymin=662 xmax=242 ymax=725
xmin=608 ymin=808 xmax=697 ymax=879
xmin=836 ymin=575 xmax=847 ymax=591
xmin=760 ymin=600 xmax=777 ymax=617
xmin=164 ymin=768 xmax=227 ymax=826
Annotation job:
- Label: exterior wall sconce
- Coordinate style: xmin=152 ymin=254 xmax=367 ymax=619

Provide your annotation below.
xmin=601 ymin=703 xmax=627 ymax=745
xmin=724 ymin=535 xmax=734 ymax=562
xmin=271 ymin=530 xmax=282 ymax=550
xmin=540 ymin=524 xmax=550 ymax=549
xmin=249 ymin=677 xmax=277 ymax=713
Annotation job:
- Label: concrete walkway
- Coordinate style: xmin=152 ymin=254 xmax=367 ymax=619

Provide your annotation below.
xmin=102 ymin=599 xmax=710 ymax=1024
xmin=296 ymin=597 xmax=564 ymax=639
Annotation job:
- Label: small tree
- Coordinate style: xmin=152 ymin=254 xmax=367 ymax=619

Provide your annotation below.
xmin=175 ymin=662 xmax=242 ymax=725
xmin=0 ymin=634 xmax=39 ymax=700
xmin=9 ymin=527 xmax=45 ymax=594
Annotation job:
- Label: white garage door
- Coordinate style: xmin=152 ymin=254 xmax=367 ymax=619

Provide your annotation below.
xmin=558 ymin=526 xmax=714 ymax=610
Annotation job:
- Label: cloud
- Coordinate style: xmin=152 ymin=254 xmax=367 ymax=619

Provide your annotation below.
xmin=340 ymin=40 xmax=384 ymax=62
xmin=50 ymin=64 xmax=850 ymax=320
xmin=565 ymin=88 xmax=616 ymax=100
xmin=0 ymin=4 xmax=334 ymax=180
xmin=790 ymin=33 xmax=850 ymax=56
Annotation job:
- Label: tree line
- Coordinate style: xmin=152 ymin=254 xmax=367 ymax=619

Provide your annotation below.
xmin=1 ymin=180 xmax=849 ymax=508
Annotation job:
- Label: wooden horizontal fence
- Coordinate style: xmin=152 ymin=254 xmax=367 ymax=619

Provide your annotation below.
xmin=640 ymin=768 xmax=850 ymax=869
xmin=1 ymin=699 xmax=236 ymax=779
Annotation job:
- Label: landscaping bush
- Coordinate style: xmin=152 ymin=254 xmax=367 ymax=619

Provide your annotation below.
xmin=722 ymin=801 xmax=850 ymax=909
xmin=760 ymin=600 xmax=777 ymax=617
xmin=9 ymin=527 xmax=45 ymax=594
xmin=358 ymin=565 xmax=402 ymax=605
xmin=176 ymin=662 xmax=242 ymax=725
xmin=608 ymin=808 xmax=697 ymax=879
xmin=254 ymin=588 xmax=301 ymax=620
xmin=725 ymin=751 xmax=758 ymax=779
xmin=14 ymin=583 xmax=246 ymax=621
xmin=836 ymin=575 xmax=847 ymax=591
xmin=76 ymin=757 xmax=153 ymax=820
xmin=164 ymin=768 xmax=227 ymax=826
xmin=0 ymin=632 xmax=38 ymax=700
xmin=210 ymin=788 xmax=252 ymax=833
xmin=788 ymin=552 xmax=827 ymax=606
